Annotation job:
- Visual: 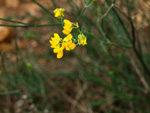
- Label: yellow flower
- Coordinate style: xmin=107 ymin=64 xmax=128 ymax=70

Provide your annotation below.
xmin=49 ymin=33 xmax=62 ymax=48
xmin=62 ymin=19 xmax=73 ymax=35
xmin=63 ymin=34 xmax=76 ymax=51
xmin=49 ymin=33 xmax=76 ymax=59
xmin=93 ymin=0 xmax=96 ymax=1
xmin=53 ymin=44 xmax=64 ymax=59
xmin=78 ymin=34 xmax=87 ymax=46
xmin=49 ymin=33 xmax=64 ymax=59
xmin=53 ymin=8 xmax=65 ymax=18
xmin=62 ymin=19 xmax=79 ymax=35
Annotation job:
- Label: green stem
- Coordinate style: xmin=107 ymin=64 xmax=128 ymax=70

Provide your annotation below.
xmin=114 ymin=5 xmax=150 ymax=76
xmin=0 ymin=18 xmax=27 ymax=24
xmin=104 ymin=0 xmax=150 ymax=75
xmin=70 ymin=0 xmax=80 ymax=12
xmin=32 ymin=0 xmax=53 ymax=17
xmin=0 ymin=90 xmax=20 ymax=95
xmin=0 ymin=23 xmax=61 ymax=27
xmin=85 ymin=1 xmax=94 ymax=8
xmin=76 ymin=6 xmax=86 ymax=22
xmin=32 ymin=0 xmax=59 ymax=23
xmin=144 ymin=0 xmax=150 ymax=7
xmin=98 ymin=25 xmax=108 ymax=40
xmin=101 ymin=4 xmax=114 ymax=21
xmin=60 ymin=17 xmax=64 ymax=28
xmin=76 ymin=0 xmax=93 ymax=22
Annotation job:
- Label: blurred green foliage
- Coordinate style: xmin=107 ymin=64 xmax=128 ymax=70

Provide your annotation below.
xmin=0 ymin=0 xmax=150 ymax=113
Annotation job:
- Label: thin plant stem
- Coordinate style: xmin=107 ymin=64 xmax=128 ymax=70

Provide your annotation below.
xmin=130 ymin=57 xmax=150 ymax=93
xmin=70 ymin=0 xmax=80 ymax=12
xmin=60 ymin=17 xmax=64 ymax=28
xmin=76 ymin=1 xmax=93 ymax=22
xmin=113 ymin=5 xmax=150 ymax=76
xmin=85 ymin=1 xmax=94 ymax=8
xmin=76 ymin=6 xmax=86 ymax=22
xmin=97 ymin=25 xmax=109 ymax=41
xmin=104 ymin=0 xmax=150 ymax=76
xmin=32 ymin=0 xmax=53 ymax=17
xmin=0 ymin=90 xmax=20 ymax=95
xmin=144 ymin=0 xmax=150 ymax=8
xmin=101 ymin=4 xmax=115 ymax=21
xmin=0 ymin=18 xmax=27 ymax=25
xmin=0 ymin=23 xmax=61 ymax=27
xmin=32 ymin=0 xmax=59 ymax=23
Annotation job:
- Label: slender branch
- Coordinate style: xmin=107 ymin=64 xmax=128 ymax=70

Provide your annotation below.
xmin=103 ymin=1 xmax=150 ymax=75
xmin=144 ymin=0 xmax=150 ymax=8
xmin=0 ymin=90 xmax=20 ymax=95
xmin=32 ymin=0 xmax=59 ymax=23
xmin=0 ymin=18 xmax=27 ymax=24
xmin=0 ymin=23 xmax=61 ymax=27
xmin=130 ymin=57 xmax=150 ymax=93
xmin=112 ymin=5 xmax=150 ymax=75
xmin=0 ymin=0 xmax=60 ymax=28
xmin=76 ymin=6 xmax=87 ymax=22
xmin=97 ymin=25 xmax=108 ymax=41
xmin=70 ymin=0 xmax=80 ymax=12
xmin=32 ymin=0 xmax=53 ymax=17
xmin=0 ymin=0 xmax=58 ymax=26
xmin=101 ymin=4 xmax=115 ymax=21
xmin=76 ymin=1 xmax=94 ymax=22
xmin=100 ymin=4 xmax=115 ymax=41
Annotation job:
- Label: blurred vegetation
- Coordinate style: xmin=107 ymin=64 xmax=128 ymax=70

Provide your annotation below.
xmin=0 ymin=0 xmax=150 ymax=113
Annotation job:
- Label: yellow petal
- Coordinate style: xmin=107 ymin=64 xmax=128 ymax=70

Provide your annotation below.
xmin=55 ymin=12 xmax=61 ymax=17
xmin=53 ymin=8 xmax=65 ymax=18
xmin=51 ymin=45 xmax=57 ymax=48
xmin=62 ymin=43 xmax=69 ymax=51
xmin=63 ymin=34 xmax=72 ymax=41
xmin=81 ymin=39 xmax=83 ymax=45
xmin=84 ymin=39 xmax=87 ymax=45
xmin=62 ymin=29 xmax=71 ymax=35
xmin=65 ymin=46 xmax=70 ymax=51
xmin=53 ymin=9 xmax=58 ymax=13
xmin=54 ymin=33 xmax=60 ymax=39
xmin=50 ymin=41 xmax=55 ymax=46
xmin=57 ymin=51 xmax=63 ymax=59
xmin=53 ymin=48 xmax=59 ymax=53
xmin=49 ymin=40 xmax=51 ymax=44
xmin=64 ymin=19 xmax=72 ymax=26
xmin=69 ymin=43 xmax=76 ymax=50
xmin=66 ymin=34 xmax=72 ymax=40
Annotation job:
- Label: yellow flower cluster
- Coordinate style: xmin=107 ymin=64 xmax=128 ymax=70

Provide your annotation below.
xmin=53 ymin=8 xmax=65 ymax=18
xmin=63 ymin=19 xmax=79 ymax=35
xmin=49 ymin=8 xmax=87 ymax=59
xmin=78 ymin=34 xmax=87 ymax=46
xmin=49 ymin=33 xmax=76 ymax=59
